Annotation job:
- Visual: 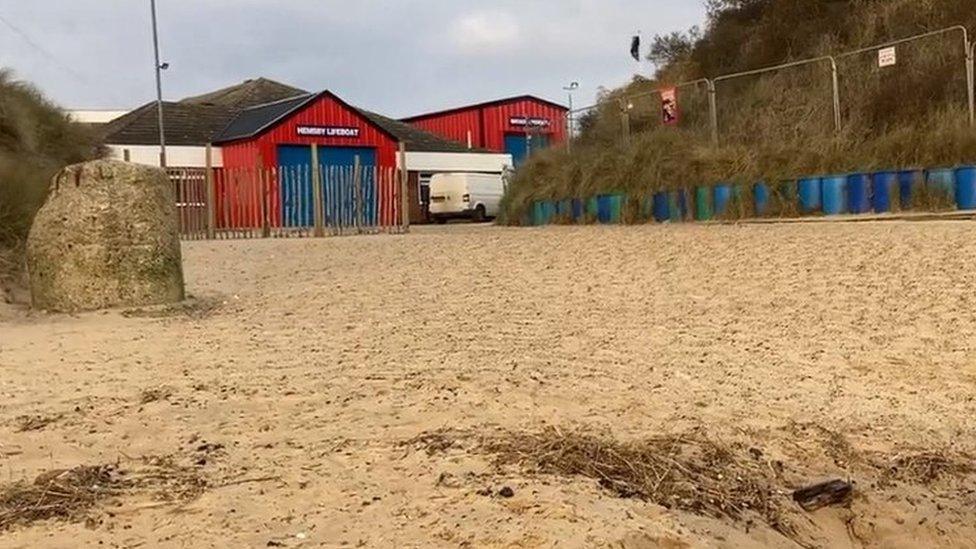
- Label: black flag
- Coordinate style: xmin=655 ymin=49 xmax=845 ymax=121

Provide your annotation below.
xmin=630 ymin=35 xmax=641 ymax=61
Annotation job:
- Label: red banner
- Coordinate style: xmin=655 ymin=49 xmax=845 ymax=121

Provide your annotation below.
xmin=661 ymin=87 xmax=679 ymax=126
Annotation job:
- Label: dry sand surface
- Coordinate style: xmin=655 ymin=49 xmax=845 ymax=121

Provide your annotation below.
xmin=2 ymin=222 xmax=976 ymax=548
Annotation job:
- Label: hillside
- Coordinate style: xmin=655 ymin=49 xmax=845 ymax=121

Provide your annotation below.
xmin=502 ymin=0 xmax=976 ymax=222
xmin=0 ymin=69 xmax=101 ymax=298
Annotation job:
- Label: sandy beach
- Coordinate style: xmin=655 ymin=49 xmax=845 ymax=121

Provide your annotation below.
xmin=2 ymin=222 xmax=976 ymax=548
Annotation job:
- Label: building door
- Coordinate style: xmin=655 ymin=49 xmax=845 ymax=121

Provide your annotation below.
xmin=277 ymin=145 xmax=377 ymax=227
xmin=505 ymin=133 xmax=550 ymax=168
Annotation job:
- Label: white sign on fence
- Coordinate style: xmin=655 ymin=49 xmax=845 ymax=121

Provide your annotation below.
xmin=878 ymin=47 xmax=897 ymax=68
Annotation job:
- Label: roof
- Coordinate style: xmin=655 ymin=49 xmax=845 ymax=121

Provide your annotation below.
xmin=401 ymin=95 xmax=569 ymax=122
xmin=214 ymin=91 xmax=487 ymax=153
xmin=180 ymin=78 xmax=309 ymax=110
xmin=100 ymin=101 xmax=237 ymax=146
xmin=213 ymin=94 xmax=319 ymax=143
xmin=102 ymin=78 xmax=309 ymax=147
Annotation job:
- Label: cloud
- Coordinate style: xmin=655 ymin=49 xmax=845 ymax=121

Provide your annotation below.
xmin=0 ymin=0 xmax=708 ymax=116
xmin=450 ymin=10 xmax=522 ymax=56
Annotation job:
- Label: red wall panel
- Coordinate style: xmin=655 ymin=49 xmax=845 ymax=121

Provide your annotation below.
xmin=410 ymin=110 xmax=483 ymax=148
xmin=220 ymin=94 xmax=399 ymax=170
xmin=404 ymin=97 xmax=568 ymax=153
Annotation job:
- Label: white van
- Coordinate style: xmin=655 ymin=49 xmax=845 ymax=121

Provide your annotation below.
xmin=428 ymin=173 xmax=504 ymax=223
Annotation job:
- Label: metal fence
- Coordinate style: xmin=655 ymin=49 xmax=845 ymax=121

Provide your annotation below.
xmin=570 ymin=25 xmax=975 ymax=146
xmin=168 ymin=160 xmax=407 ymax=240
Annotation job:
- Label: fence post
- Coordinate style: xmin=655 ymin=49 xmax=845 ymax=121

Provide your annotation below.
xmin=829 ymin=56 xmax=842 ymax=133
xmin=398 ymin=142 xmax=409 ymax=233
xmin=618 ymin=98 xmax=630 ymax=143
xmin=260 ymin=165 xmax=271 ymax=238
xmin=353 ymin=155 xmax=363 ymax=234
xmin=707 ymin=79 xmax=719 ymax=145
xmin=205 ymin=143 xmax=215 ymax=239
xmin=311 ymin=144 xmax=324 ymax=237
xmin=968 ymin=41 xmax=975 ymax=127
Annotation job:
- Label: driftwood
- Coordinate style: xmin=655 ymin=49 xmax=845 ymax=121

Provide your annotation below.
xmin=792 ymin=479 xmax=854 ymax=511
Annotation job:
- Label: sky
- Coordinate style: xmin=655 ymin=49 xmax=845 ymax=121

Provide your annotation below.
xmin=0 ymin=0 xmax=706 ymax=118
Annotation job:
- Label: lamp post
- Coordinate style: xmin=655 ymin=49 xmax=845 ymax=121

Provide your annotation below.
xmin=150 ymin=0 xmax=168 ymax=168
xmin=563 ymin=81 xmax=579 ymax=150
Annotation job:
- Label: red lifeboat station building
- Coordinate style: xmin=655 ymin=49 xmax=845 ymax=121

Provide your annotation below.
xmin=402 ymin=96 xmax=569 ymax=165
xmin=100 ymin=79 xmax=565 ymax=224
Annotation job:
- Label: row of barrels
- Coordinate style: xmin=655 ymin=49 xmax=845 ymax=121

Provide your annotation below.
xmin=528 ymin=166 xmax=976 ymax=225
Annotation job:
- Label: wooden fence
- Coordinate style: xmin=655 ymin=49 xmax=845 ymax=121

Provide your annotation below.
xmin=167 ymin=158 xmax=408 ymax=240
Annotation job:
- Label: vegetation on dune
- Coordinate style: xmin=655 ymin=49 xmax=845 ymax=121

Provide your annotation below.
xmin=502 ymin=0 xmax=976 ymax=223
xmin=0 ymin=69 xmax=101 ymax=285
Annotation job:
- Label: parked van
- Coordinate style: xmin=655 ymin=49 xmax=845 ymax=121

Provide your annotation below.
xmin=428 ymin=173 xmax=504 ymax=223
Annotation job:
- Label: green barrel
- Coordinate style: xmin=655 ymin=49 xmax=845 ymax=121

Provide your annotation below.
xmin=531 ymin=201 xmax=544 ymax=226
xmin=586 ymin=197 xmax=599 ymax=221
xmin=695 ymin=186 xmax=713 ymax=221
xmin=608 ymin=194 xmax=623 ymax=223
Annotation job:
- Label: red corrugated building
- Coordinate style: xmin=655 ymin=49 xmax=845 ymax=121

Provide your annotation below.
xmin=402 ymin=96 xmax=568 ymax=165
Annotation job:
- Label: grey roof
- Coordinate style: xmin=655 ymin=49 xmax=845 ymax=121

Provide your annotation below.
xmin=102 ymin=78 xmax=309 ymax=147
xmin=181 ymin=78 xmax=309 ymax=110
xmin=100 ymin=101 xmax=237 ymax=146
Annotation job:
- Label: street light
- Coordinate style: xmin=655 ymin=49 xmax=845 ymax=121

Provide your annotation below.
xmin=150 ymin=0 xmax=168 ymax=168
xmin=563 ymin=81 xmax=579 ymax=148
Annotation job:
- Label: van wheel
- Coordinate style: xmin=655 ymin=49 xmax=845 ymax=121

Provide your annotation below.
xmin=435 ymin=217 xmax=447 ymax=224
xmin=472 ymin=205 xmax=487 ymax=223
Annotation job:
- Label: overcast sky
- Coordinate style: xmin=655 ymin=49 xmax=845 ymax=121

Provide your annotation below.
xmin=0 ymin=0 xmax=706 ymax=117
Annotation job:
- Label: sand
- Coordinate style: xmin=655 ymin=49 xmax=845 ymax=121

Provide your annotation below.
xmin=2 ymin=222 xmax=976 ymax=548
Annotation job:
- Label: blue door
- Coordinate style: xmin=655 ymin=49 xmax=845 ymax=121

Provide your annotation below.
xmin=277 ymin=145 xmax=377 ymax=228
xmin=505 ymin=134 xmax=550 ymax=168
xmin=505 ymin=134 xmax=529 ymax=167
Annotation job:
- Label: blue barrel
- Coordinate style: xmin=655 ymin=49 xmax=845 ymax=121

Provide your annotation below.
xmin=798 ymin=177 xmax=823 ymax=214
xmin=652 ymin=192 xmax=669 ymax=222
xmin=714 ymin=184 xmax=732 ymax=216
xmin=556 ymin=199 xmax=572 ymax=218
xmin=847 ymin=173 xmax=871 ymax=214
xmin=571 ymin=198 xmax=584 ymax=221
xmin=596 ymin=195 xmax=611 ymax=223
xmin=754 ymin=182 xmax=770 ymax=216
xmin=872 ymin=171 xmax=897 ymax=213
xmin=822 ymin=175 xmax=847 ymax=215
xmin=926 ymin=168 xmax=956 ymax=200
xmin=956 ymin=166 xmax=976 ymax=210
xmin=898 ymin=170 xmax=919 ymax=209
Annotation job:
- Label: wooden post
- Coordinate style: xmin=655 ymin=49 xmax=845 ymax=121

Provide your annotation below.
xmin=311 ymin=144 xmax=324 ymax=237
xmin=205 ymin=144 xmax=215 ymax=239
xmin=398 ymin=142 xmax=409 ymax=233
xmin=255 ymin=153 xmax=269 ymax=239
xmin=353 ymin=155 xmax=363 ymax=234
xmin=123 ymin=148 xmax=131 ymax=162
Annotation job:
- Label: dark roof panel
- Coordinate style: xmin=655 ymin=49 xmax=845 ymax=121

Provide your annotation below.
xmin=213 ymin=94 xmax=318 ymax=142
xmin=401 ymin=95 xmax=568 ymax=122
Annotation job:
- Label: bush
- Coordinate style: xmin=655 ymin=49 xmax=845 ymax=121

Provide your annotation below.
xmin=0 ymin=69 xmax=101 ymax=280
xmin=502 ymin=0 xmax=976 ymax=223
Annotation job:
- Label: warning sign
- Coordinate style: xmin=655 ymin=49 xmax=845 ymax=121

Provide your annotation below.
xmin=878 ymin=47 xmax=897 ymax=68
